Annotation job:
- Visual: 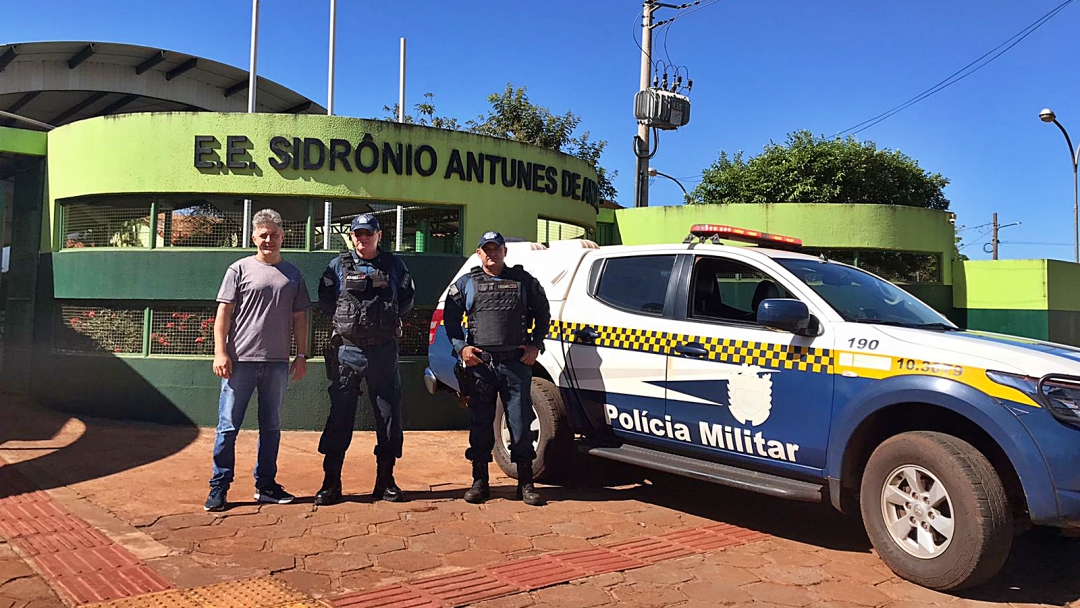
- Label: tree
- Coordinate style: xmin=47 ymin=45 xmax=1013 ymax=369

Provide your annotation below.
xmin=692 ymin=130 xmax=949 ymax=210
xmin=384 ymin=86 xmax=617 ymax=201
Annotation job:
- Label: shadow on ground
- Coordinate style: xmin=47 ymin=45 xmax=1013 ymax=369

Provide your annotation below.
xmin=549 ymin=453 xmax=1080 ymax=606
xmin=0 ymin=389 xmax=200 ymax=498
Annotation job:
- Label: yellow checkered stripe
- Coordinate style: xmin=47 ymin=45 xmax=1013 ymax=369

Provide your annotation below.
xmin=548 ymin=320 xmax=834 ymax=374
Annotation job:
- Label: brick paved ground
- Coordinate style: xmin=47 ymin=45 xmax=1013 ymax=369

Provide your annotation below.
xmin=2 ymin=392 xmax=1080 ymax=607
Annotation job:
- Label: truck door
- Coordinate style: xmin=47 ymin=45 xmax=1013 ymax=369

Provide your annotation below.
xmin=557 ymin=253 xmax=679 ymax=446
xmin=662 ymin=253 xmax=834 ymax=476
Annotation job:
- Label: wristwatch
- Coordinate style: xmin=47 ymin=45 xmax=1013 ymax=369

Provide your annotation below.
xmin=295 ymin=354 xmax=307 ymax=359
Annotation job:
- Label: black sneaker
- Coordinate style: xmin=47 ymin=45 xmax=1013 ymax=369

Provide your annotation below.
xmin=204 ymin=486 xmax=227 ymax=512
xmin=254 ymin=482 xmax=294 ymax=504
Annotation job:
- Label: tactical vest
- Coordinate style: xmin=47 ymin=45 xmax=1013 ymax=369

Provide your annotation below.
xmin=333 ymin=253 xmax=399 ymax=340
xmin=467 ymin=266 xmax=528 ymax=351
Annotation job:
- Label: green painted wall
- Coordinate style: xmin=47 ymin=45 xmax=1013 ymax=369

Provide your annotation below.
xmin=612 ymin=204 xmax=958 ymax=284
xmin=0 ymin=126 xmax=47 ymax=156
xmin=52 ymin=250 xmax=461 ymax=305
xmin=46 ymin=113 xmax=599 ymax=253
xmin=34 ymin=354 xmax=466 ymax=431
xmin=953 ymin=260 xmax=1048 ymax=310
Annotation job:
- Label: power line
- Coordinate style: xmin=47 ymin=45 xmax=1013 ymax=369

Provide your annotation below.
xmin=836 ymin=0 xmax=1074 ymax=137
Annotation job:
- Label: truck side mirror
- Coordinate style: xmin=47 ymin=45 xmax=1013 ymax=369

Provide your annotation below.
xmin=757 ymin=299 xmax=815 ymax=335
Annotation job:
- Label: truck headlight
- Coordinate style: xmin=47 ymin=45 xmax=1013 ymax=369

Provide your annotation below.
xmin=986 ymin=370 xmax=1080 ymax=426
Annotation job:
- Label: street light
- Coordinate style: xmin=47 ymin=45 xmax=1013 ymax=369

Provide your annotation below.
xmin=647 ymin=167 xmax=692 ymax=205
xmin=1039 ymin=108 xmax=1080 ymax=263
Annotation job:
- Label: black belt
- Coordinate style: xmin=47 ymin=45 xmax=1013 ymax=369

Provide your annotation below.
xmin=479 ymin=348 xmax=523 ymax=363
xmin=341 ymin=335 xmax=396 ymax=348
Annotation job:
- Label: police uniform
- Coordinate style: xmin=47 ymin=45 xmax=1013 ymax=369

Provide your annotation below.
xmin=444 ymin=231 xmax=551 ymax=505
xmin=315 ymin=213 xmax=415 ymax=505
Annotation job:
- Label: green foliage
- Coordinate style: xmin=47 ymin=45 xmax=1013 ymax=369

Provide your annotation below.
xmin=384 ymin=86 xmax=617 ymax=201
xmin=383 ymin=93 xmax=462 ymax=130
xmin=693 ymin=130 xmax=950 ymax=210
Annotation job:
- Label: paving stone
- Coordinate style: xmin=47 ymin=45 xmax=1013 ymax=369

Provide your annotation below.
xmin=531 ymin=536 xmax=595 ymax=552
xmin=279 ymin=510 xmax=343 ymax=527
xmin=309 ymin=522 xmax=371 ymax=540
xmin=463 ymin=509 xmax=517 ymax=524
xmin=821 ymin=560 xmax=893 ymax=585
xmin=821 ymin=549 xmax=883 ymax=567
xmin=683 ymin=562 xmax=761 ymax=586
xmin=408 ymin=533 xmax=469 ymax=555
xmin=273 ymin=570 xmax=334 ymax=597
xmin=549 ymin=522 xmax=614 ymax=539
xmin=758 ymin=565 xmax=828 ymax=586
xmin=875 ymin=579 xmax=958 ymax=604
xmin=272 ymin=536 xmax=339 ymax=556
xmin=338 ymin=567 xmax=404 ymax=592
xmin=402 ymin=508 xmax=460 ymax=524
xmin=303 ymin=551 xmax=373 ymax=573
xmin=471 ymin=592 xmax=537 ymax=608
xmin=241 ymin=522 xmax=314 ymax=540
xmin=474 ymin=534 xmax=534 ymax=553
xmin=609 ymin=582 xmax=688 ymax=607
xmin=624 ymin=563 xmax=694 ymax=585
xmin=376 ymin=549 xmax=442 ymax=573
xmin=493 ymin=520 xmax=558 ymax=538
xmin=195 ymin=535 xmax=266 ymax=555
xmin=0 ymin=559 xmax=34 ymax=585
xmin=631 ymin=509 xmax=689 ymax=527
xmin=532 ymin=583 xmax=613 ymax=607
xmin=765 ymin=550 xmax=829 ymax=568
xmin=375 ymin=520 xmax=434 ymax=537
xmin=811 ymin=581 xmax=891 ymax=606
xmin=444 ymin=548 xmax=509 ymax=568
xmin=212 ymin=511 xmax=280 ymax=528
xmin=743 ymin=582 xmax=819 ymax=606
xmin=165 ymin=526 xmax=238 ymax=542
xmin=151 ymin=513 xmax=219 ymax=531
xmin=677 ymin=580 xmax=754 ymax=604
xmin=341 ymin=535 xmax=405 ymax=555
xmin=343 ymin=509 xmax=400 ymax=526
xmin=0 ymin=577 xmax=59 ymax=601
xmin=219 ymin=550 xmax=296 ymax=572
xmin=435 ymin=520 xmax=495 ymax=537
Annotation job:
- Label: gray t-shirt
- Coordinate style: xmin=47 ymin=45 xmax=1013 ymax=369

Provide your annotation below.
xmin=216 ymin=256 xmax=311 ymax=362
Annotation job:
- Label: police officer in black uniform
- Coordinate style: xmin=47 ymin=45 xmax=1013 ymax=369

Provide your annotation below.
xmin=314 ymin=213 xmax=415 ymax=505
xmin=444 ymin=231 xmax=550 ymax=506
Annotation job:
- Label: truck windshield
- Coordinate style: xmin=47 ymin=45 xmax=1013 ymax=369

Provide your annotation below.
xmin=775 ymin=258 xmax=956 ymax=329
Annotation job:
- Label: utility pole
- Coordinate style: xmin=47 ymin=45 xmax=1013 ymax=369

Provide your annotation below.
xmin=634 ymin=1 xmax=657 ymax=209
xmin=992 ymin=213 xmax=999 ymax=260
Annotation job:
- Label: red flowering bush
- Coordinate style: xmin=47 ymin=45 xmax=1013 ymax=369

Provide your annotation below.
xmin=150 ymin=310 xmax=215 ymax=355
xmin=63 ymin=308 xmax=143 ymax=353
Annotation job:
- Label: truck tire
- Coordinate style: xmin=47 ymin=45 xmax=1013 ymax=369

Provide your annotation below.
xmin=493 ymin=377 xmax=572 ymax=481
xmin=859 ymin=431 xmax=1012 ymax=591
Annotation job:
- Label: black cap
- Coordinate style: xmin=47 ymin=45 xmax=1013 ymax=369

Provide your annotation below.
xmin=477 ymin=231 xmax=506 ymax=249
xmin=351 ymin=213 xmax=381 ymax=232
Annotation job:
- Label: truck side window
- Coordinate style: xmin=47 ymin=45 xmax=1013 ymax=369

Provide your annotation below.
xmin=594 ymin=255 xmax=676 ymax=316
xmin=690 ymin=257 xmax=791 ymax=324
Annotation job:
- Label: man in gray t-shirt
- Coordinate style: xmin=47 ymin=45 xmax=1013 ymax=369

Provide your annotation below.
xmin=205 ymin=209 xmax=311 ymax=512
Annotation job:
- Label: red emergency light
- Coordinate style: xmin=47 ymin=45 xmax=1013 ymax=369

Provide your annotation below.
xmin=686 ymin=224 xmax=803 ymax=249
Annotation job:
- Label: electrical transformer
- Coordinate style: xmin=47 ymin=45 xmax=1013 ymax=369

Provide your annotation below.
xmin=633 ymin=88 xmax=691 ymax=130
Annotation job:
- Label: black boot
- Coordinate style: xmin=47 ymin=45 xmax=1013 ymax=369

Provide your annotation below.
xmin=463 ymin=461 xmax=490 ymax=504
xmin=315 ymin=453 xmax=344 ymax=506
xmin=515 ymin=462 xmax=544 ymax=506
xmin=372 ymin=457 xmax=405 ymax=502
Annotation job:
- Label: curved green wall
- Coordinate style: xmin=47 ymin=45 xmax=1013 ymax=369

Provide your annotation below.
xmin=611 ymin=203 xmax=958 ymax=284
xmin=46 ymin=113 xmax=600 ymax=250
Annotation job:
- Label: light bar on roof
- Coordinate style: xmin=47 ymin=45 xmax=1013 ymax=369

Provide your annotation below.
xmin=688 ymin=224 xmax=803 ymax=249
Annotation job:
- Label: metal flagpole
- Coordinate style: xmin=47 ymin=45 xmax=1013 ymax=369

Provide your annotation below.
xmin=242 ymin=0 xmax=260 ymax=246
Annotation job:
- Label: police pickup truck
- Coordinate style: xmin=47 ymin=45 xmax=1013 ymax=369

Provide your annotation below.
xmin=424 ymin=224 xmax=1080 ymax=591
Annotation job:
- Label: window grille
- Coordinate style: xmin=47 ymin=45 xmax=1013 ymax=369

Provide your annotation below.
xmin=56 ymin=305 xmax=144 ymax=354
xmin=62 ymin=204 xmax=152 ymax=248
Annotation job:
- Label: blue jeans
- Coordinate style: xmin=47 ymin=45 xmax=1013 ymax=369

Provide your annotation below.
xmin=320 ymin=341 xmax=403 ymax=461
xmin=209 ymin=361 xmax=290 ymax=490
xmin=465 ymin=358 xmax=536 ymax=464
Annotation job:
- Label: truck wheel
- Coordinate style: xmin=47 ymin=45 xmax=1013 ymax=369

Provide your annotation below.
xmin=493 ymin=377 xmax=572 ymax=481
xmin=860 ymin=431 xmax=1012 ymax=591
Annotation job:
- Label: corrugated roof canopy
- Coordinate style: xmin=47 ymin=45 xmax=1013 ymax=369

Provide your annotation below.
xmin=0 ymin=40 xmax=326 ymax=131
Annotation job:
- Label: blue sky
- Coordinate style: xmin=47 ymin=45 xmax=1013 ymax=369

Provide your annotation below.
xmin=5 ymin=0 xmax=1079 ymax=261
